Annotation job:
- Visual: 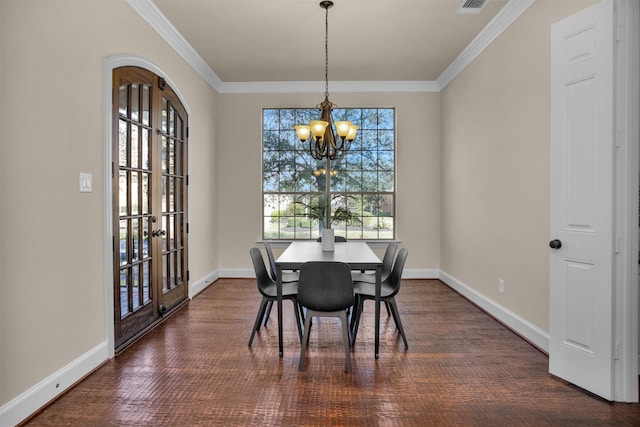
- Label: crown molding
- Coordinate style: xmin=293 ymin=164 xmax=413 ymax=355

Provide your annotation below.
xmin=127 ymin=0 xmax=223 ymax=90
xmin=218 ymin=80 xmax=441 ymax=94
xmin=436 ymin=0 xmax=536 ymax=89
xmin=129 ymin=0 xmax=534 ymax=94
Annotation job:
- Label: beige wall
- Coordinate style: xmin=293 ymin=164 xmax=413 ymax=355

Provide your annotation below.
xmin=0 ymin=0 xmax=218 ymax=405
xmin=440 ymin=0 xmax=598 ymax=332
xmin=216 ymin=91 xmax=441 ymax=272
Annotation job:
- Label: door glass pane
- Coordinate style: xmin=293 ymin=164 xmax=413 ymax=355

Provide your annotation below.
xmin=141 ymin=173 xmax=149 ymax=214
xmin=119 ymin=120 xmax=128 ymax=166
xmin=175 ymin=214 xmax=182 ymax=247
xmin=143 ymin=261 xmax=151 ymax=303
xmin=119 ymin=85 xmax=128 ymax=116
xmin=161 ymin=176 xmax=167 ymax=212
xmin=131 ymin=172 xmax=139 ymax=215
xmin=169 ymin=139 xmax=175 ymax=174
xmin=161 ymin=136 xmax=168 ymax=172
xmin=142 ymin=85 xmax=150 ymax=126
xmin=163 ymin=254 xmax=169 ymax=291
xmin=140 ymin=217 xmax=148 ymax=258
xmin=131 ymin=125 xmax=139 ymax=169
xmin=119 ymin=172 xmax=128 ymax=216
xmin=175 ymin=177 xmax=182 ymax=211
xmin=167 ymin=214 xmax=174 ymax=249
xmin=169 ymin=105 xmax=175 ymax=136
xmin=168 ymin=177 xmax=174 ymax=213
xmin=168 ymin=253 xmax=174 ymax=289
xmin=162 ymin=216 xmax=168 ymax=252
xmin=161 ymin=98 xmax=168 ymax=133
xmin=119 ymin=219 xmax=128 ymax=265
xmin=176 ymin=251 xmax=182 ymax=284
xmin=132 ymin=264 xmax=140 ymax=311
xmin=120 ymin=270 xmax=129 ymax=315
xmin=175 ymin=140 xmax=182 ymax=174
xmin=131 ymin=84 xmax=139 ymax=122
xmin=142 ymin=128 xmax=150 ymax=169
xmin=132 ymin=218 xmax=139 ymax=262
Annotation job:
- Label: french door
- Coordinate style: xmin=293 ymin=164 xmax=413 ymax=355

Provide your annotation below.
xmin=112 ymin=66 xmax=189 ymax=350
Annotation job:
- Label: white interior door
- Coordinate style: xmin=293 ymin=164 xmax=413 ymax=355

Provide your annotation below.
xmin=549 ymin=0 xmax=614 ymax=401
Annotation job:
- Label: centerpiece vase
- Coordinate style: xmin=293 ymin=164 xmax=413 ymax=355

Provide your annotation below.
xmin=321 ymin=228 xmax=335 ymax=251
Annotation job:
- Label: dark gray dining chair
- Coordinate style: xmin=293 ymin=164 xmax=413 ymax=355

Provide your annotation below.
xmin=350 ymin=242 xmax=398 ymax=322
xmin=297 ymin=261 xmax=355 ymax=373
xmin=351 ymin=242 xmax=398 ymax=283
xmin=350 ymin=247 xmax=409 ymax=349
xmin=262 ymin=242 xmax=300 ymax=327
xmin=263 ymin=241 xmax=299 ymax=283
xmin=248 ymin=247 xmax=302 ymax=347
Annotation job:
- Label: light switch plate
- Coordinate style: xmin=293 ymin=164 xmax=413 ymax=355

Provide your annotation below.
xmin=79 ymin=172 xmax=92 ymax=192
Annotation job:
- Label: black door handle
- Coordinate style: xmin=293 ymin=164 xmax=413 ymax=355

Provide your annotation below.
xmin=549 ymin=239 xmax=562 ymax=249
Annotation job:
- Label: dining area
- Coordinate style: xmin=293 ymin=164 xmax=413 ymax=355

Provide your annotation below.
xmin=248 ymin=237 xmax=409 ymax=373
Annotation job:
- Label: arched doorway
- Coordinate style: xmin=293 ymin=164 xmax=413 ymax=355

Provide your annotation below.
xmin=112 ymin=66 xmax=189 ymax=351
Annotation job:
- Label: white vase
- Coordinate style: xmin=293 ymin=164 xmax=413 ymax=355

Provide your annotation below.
xmin=321 ymin=228 xmax=335 ymax=251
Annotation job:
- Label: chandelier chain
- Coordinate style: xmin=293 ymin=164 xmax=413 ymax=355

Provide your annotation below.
xmin=324 ymin=4 xmax=329 ymax=100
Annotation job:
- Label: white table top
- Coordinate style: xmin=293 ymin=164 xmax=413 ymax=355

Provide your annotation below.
xmin=276 ymin=241 xmax=381 ymax=270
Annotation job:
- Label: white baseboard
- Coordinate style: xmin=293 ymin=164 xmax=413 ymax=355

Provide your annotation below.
xmin=219 ymin=268 xmax=255 ymax=278
xmin=439 ymin=270 xmax=550 ymax=353
xmin=402 ymin=268 xmax=439 ymax=279
xmin=0 ymin=341 xmax=110 ymax=427
xmin=189 ymin=270 xmax=220 ymax=298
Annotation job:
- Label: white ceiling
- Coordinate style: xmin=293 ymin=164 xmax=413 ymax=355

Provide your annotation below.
xmin=147 ymin=0 xmax=511 ymax=86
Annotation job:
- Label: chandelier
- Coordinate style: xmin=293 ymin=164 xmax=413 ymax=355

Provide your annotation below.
xmin=294 ymin=1 xmax=358 ymax=160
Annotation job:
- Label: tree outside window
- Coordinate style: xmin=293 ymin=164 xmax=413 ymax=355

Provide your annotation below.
xmin=262 ymin=107 xmax=395 ymax=240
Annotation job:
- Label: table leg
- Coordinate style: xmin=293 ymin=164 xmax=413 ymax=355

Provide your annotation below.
xmin=276 ymin=264 xmax=283 ymax=357
xmin=375 ymin=264 xmax=381 ymax=359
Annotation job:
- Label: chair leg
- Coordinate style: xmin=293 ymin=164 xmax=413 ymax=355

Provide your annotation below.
xmin=338 ymin=310 xmax=352 ymax=373
xmin=248 ymin=297 xmax=269 ymax=346
xmin=292 ymin=299 xmax=303 ymax=344
xmin=385 ymin=301 xmax=392 ymax=316
xmin=350 ymin=297 xmax=364 ymax=347
xmin=263 ymin=300 xmax=273 ymax=326
xmin=298 ymin=312 xmax=313 ymax=371
xmin=387 ymin=298 xmax=408 ymax=349
xmin=349 ymin=295 xmax=360 ymax=331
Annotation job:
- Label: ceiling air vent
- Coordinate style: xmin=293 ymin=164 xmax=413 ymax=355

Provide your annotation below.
xmin=457 ymin=0 xmax=489 ymax=14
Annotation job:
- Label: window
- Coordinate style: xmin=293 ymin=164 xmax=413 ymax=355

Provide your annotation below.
xmin=263 ymin=107 xmax=395 ymax=240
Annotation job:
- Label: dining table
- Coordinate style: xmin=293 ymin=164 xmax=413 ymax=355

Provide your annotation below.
xmin=275 ymin=241 xmax=383 ymax=359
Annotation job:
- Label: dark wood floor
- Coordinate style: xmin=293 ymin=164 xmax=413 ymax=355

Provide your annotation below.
xmin=24 ymin=279 xmax=640 ymax=426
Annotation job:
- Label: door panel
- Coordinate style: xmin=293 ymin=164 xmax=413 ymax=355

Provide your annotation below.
xmin=157 ymin=87 xmax=188 ymax=311
xmin=113 ymin=67 xmax=188 ymax=350
xmin=549 ymin=0 xmax=614 ymax=400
